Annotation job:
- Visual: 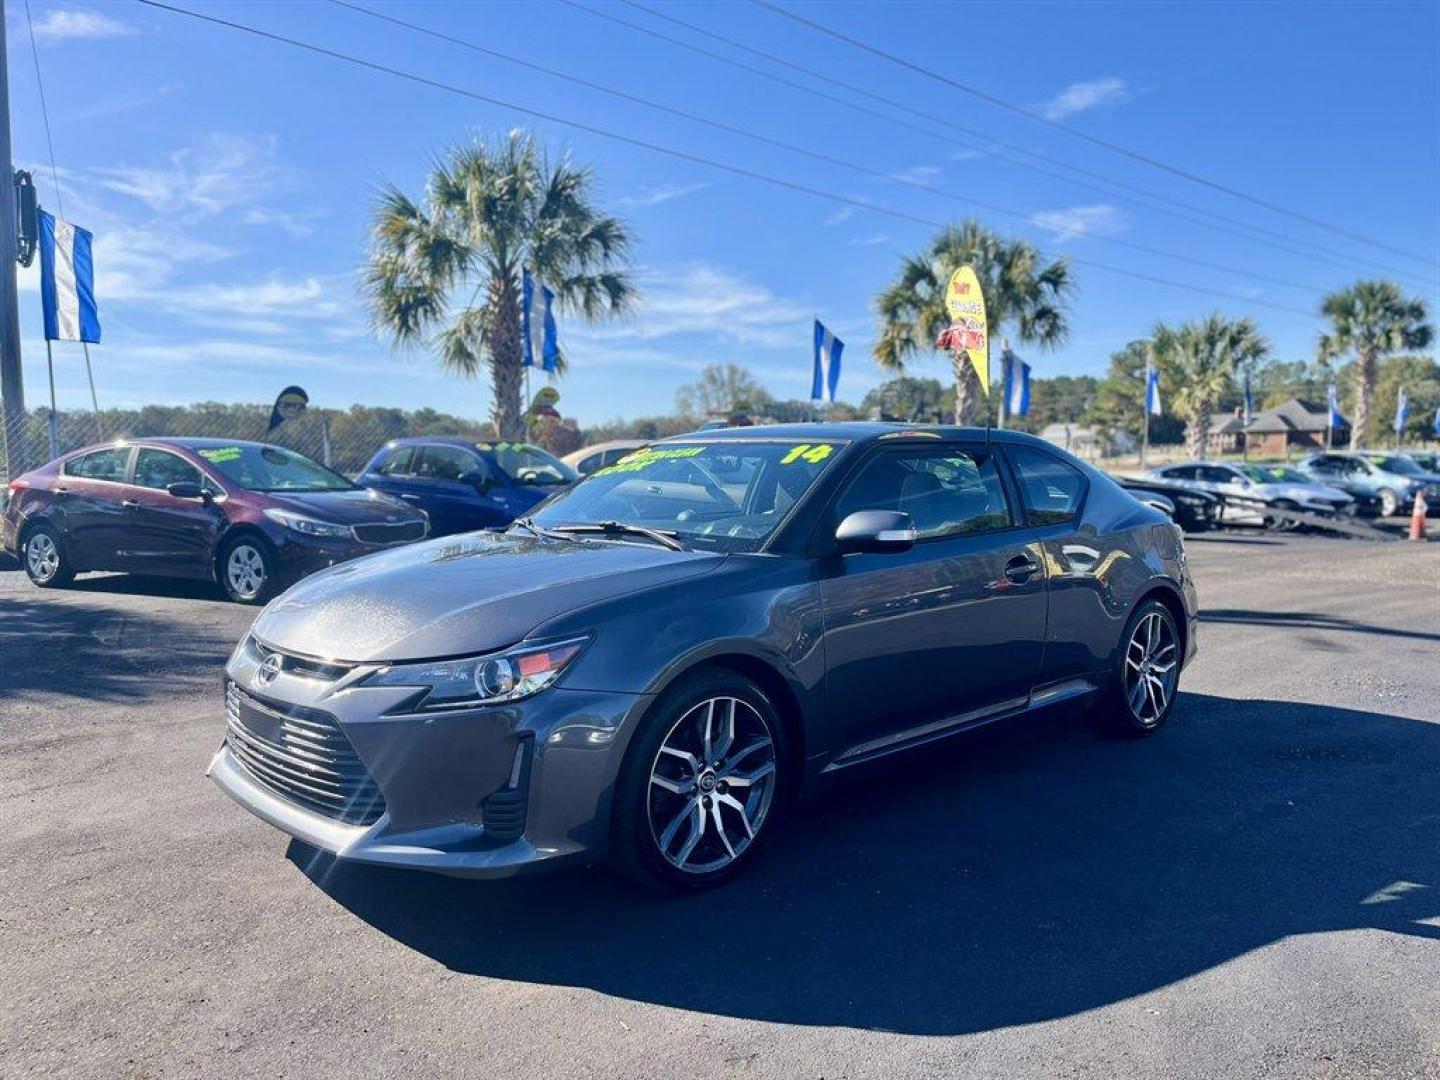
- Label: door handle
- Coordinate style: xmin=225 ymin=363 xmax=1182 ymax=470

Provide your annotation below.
xmin=1004 ymin=554 xmax=1040 ymax=583
xmin=121 ymin=499 xmax=140 ymax=509
xmin=399 ymin=493 xmax=421 ymax=500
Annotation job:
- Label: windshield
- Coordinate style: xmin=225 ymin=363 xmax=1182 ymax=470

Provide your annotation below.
xmin=481 ymin=441 xmax=577 ymax=486
xmin=1240 ymin=465 xmax=1307 ymax=484
xmin=1370 ymin=455 xmax=1425 ymax=476
xmin=1239 ymin=466 xmax=1279 ymax=483
xmin=197 ymin=444 xmax=354 ymax=493
xmin=529 ymin=439 xmax=845 ymax=552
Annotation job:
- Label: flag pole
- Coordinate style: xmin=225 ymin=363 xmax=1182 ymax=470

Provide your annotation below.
xmin=81 ymin=341 xmax=102 ymax=440
xmin=1139 ymin=347 xmax=1151 ymax=473
xmin=996 ymin=339 xmax=1008 ymax=431
xmin=44 ymin=339 xmax=59 ymax=459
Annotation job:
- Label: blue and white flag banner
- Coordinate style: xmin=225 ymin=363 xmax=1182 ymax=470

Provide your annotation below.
xmin=812 ymin=320 xmax=843 ymax=403
xmin=1003 ymin=349 xmax=1031 ymax=416
xmin=1145 ymin=366 xmax=1162 ymax=417
xmin=39 ymin=210 xmax=101 ymax=344
xmin=1394 ymin=386 xmax=1408 ymax=437
xmin=1242 ymin=369 xmax=1253 ymax=426
xmin=1434 ymin=406 xmax=1440 ymax=439
xmin=1327 ymin=383 xmax=1345 ymax=428
xmin=521 ymin=268 xmax=558 ymax=373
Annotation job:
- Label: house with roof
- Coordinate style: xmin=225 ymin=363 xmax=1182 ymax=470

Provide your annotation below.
xmin=1243 ymin=397 xmax=1348 ymax=457
xmin=1206 ymin=410 xmax=1247 ymax=455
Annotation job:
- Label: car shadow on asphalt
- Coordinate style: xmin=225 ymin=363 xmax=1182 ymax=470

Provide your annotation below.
xmin=290 ymin=693 xmax=1440 ymax=1036
xmin=0 ymin=590 xmax=236 ymax=701
xmin=1202 ymin=608 xmax=1440 ymax=644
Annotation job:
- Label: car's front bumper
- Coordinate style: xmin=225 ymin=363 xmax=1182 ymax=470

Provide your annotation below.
xmin=209 ymin=643 xmax=649 ymax=878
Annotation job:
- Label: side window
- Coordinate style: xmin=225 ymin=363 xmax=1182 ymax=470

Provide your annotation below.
xmin=576 ymin=452 xmax=604 ymax=475
xmin=1202 ymin=466 xmax=1235 ymax=484
xmin=1009 ymin=446 xmax=1088 ymax=525
xmin=133 ymin=449 xmax=203 ymax=491
xmin=1163 ymin=466 xmax=1195 ymax=480
xmin=376 ymin=446 xmax=415 ymax=476
xmin=834 ymin=445 xmax=1013 ymax=540
xmin=416 ymin=445 xmax=480 ymax=481
xmin=63 ymin=447 xmax=130 ymax=482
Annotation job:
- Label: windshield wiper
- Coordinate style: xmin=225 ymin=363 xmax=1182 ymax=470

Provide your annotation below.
xmin=510 ymin=516 xmax=576 ymax=542
xmin=548 ymin=520 xmax=686 ymax=551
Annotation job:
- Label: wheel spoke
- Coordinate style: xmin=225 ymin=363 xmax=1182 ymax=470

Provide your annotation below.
xmin=701 ymin=699 xmax=716 ymax=762
xmin=717 ymin=793 xmax=754 ymax=839
xmin=659 ymin=745 xmax=700 ymax=773
xmin=1128 ymin=674 xmax=1147 ymax=713
xmin=673 ymin=805 xmax=706 ymax=866
xmin=658 ymin=802 xmax=694 ymax=853
xmin=712 ymin=699 xmax=736 ymax=762
xmin=650 ymin=773 xmax=694 ymax=796
xmin=709 ymin=800 xmax=736 ymax=859
xmin=723 ymin=760 xmax=774 ymax=788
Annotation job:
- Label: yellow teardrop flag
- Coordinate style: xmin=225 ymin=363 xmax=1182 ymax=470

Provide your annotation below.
xmin=943 ymin=266 xmax=989 ymax=396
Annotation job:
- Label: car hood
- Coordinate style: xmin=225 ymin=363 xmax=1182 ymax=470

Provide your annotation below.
xmin=266 ymin=487 xmax=424 ymax=525
xmin=250 ymin=530 xmax=723 ymax=661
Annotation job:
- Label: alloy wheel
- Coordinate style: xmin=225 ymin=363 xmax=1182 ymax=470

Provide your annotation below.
xmin=226 ymin=544 xmax=267 ymax=600
xmin=25 ymin=533 xmax=60 ymax=583
xmin=1124 ymin=611 xmax=1179 ymax=725
xmin=647 ymin=696 xmax=777 ymax=874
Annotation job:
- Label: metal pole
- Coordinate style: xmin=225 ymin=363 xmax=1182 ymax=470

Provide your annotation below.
xmin=0 ymin=0 xmax=30 ymax=476
xmin=82 ymin=341 xmax=102 ymax=440
xmin=995 ymin=339 xmax=1008 ymax=430
xmin=1139 ymin=356 xmax=1151 ymax=473
xmin=44 ymin=339 xmax=58 ymax=458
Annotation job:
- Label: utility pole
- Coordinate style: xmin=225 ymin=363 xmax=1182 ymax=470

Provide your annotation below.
xmin=0 ymin=0 xmax=29 ymax=477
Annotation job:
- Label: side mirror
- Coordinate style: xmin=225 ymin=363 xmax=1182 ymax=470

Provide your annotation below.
xmin=166 ymin=481 xmax=206 ymax=500
xmin=458 ymin=470 xmax=491 ymax=491
xmin=835 ymin=510 xmax=916 ymax=555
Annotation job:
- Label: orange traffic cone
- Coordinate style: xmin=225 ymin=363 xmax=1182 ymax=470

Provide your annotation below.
xmin=1408 ymin=490 xmax=1428 ymax=542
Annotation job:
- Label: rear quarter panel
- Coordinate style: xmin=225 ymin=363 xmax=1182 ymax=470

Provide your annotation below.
xmin=1031 ymin=470 xmax=1194 ymax=686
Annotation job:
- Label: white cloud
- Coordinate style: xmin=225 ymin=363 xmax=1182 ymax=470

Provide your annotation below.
xmin=889 ymin=164 xmax=942 ymax=185
xmin=847 ymin=233 xmax=890 ymax=247
xmin=1037 ymin=77 xmax=1129 ymax=122
xmin=582 ymin=263 xmax=810 ymax=350
xmin=618 ymin=182 xmax=708 ymax=208
xmin=30 ymin=8 xmax=134 ymax=41
xmin=243 ymin=207 xmax=320 ymax=238
xmin=824 ymin=207 xmax=856 ymax=227
xmin=89 ymin=134 xmax=287 ymax=222
xmin=1032 ymin=204 xmax=1127 ymax=242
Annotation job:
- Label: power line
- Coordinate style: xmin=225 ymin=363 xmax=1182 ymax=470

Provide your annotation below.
xmin=131 ymin=0 xmax=1320 ymax=319
xmin=22 ymin=0 xmax=63 ymax=217
xmin=599 ymin=0 xmax=1433 ymax=288
xmin=752 ymin=0 xmax=1439 ymax=269
xmin=328 ymin=0 xmax=1329 ymax=296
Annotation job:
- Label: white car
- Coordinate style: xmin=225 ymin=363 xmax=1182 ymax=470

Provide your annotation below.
xmin=1147 ymin=462 xmax=1355 ymax=526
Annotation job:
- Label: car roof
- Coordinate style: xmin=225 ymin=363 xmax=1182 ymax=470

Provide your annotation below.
xmin=383 ymin=436 xmax=518 ymax=450
xmin=652 ymin=422 xmax=1059 ymax=447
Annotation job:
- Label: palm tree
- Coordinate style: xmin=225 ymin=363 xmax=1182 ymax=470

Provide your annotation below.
xmin=1317 ymin=281 xmax=1432 ymax=448
xmin=1152 ymin=314 xmax=1269 ymax=459
xmin=875 ymin=220 xmax=1071 ymax=424
xmin=364 ymin=131 xmax=635 ymax=439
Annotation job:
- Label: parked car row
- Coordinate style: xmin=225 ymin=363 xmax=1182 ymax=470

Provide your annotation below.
xmin=3 ymin=435 xmax=579 ymax=603
xmin=1134 ymin=451 xmax=1440 ymax=530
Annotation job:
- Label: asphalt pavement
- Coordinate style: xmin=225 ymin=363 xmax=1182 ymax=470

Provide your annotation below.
xmin=1 ymin=533 xmax=1437 ymax=1079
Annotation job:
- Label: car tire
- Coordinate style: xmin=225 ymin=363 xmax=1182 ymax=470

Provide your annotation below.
xmin=610 ymin=669 xmax=790 ymax=892
xmin=219 ymin=534 xmax=278 ymax=605
xmin=1378 ymin=488 xmax=1400 ymax=518
xmin=21 ymin=524 xmax=74 ymax=588
xmin=1094 ymin=599 xmax=1182 ymax=738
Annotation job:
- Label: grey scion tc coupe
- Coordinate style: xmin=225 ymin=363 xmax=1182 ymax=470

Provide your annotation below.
xmin=210 ymin=424 xmax=1197 ymax=891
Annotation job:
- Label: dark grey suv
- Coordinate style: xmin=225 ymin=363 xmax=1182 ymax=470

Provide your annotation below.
xmin=210 ymin=425 xmax=1197 ymax=890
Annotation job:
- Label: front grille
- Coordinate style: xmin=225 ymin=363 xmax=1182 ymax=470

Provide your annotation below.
xmin=353 ymin=520 xmax=426 ymax=545
xmin=225 ymin=682 xmax=385 ymax=825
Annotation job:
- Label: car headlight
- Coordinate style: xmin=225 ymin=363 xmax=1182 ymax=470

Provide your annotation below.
xmin=360 ymin=636 xmax=589 ymax=710
xmin=263 ymin=508 xmax=352 ymax=539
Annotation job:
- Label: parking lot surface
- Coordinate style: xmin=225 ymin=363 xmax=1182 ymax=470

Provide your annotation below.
xmin=2 ymin=534 xmax=1438 ymax=1079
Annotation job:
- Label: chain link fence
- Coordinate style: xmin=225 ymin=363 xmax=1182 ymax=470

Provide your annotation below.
xmin=1 ymin=400 xmax=507 ymax=487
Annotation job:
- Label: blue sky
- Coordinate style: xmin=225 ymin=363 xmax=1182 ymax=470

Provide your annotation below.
xmin=7 ymin=0 xmax=1439 ymax=427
